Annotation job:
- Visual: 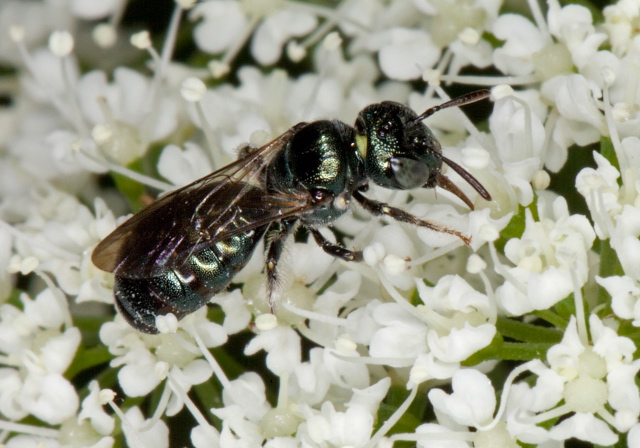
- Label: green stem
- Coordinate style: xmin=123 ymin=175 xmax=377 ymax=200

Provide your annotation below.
xmin=496 ymin=317 xmax=563 ymax=343
xmin=495 ymin=342 xmax=553 ymax=361
xmin=532 ymin=309 xmax=569 ymax=330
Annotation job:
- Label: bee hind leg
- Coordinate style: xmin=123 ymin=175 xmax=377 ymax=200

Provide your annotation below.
xmin=264 ymin=219 xmax=297 ymax=312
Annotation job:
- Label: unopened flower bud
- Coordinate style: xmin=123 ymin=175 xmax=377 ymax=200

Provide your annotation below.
xmin=256 ymin=313 xmax=278 ymax=331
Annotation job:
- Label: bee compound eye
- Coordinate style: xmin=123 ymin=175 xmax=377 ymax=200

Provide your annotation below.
xmin=390 ymin=157 xmax=429 ymax=190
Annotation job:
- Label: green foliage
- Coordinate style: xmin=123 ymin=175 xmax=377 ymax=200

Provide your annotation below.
xmin=464 ymin=331 xmax=503 ymax=365
xmin=376 ymin=384 xmax=429 ymax=439
xmin=554 ymin=294 xmax=582 ymax=321
xmin=65 ymin=345 xmax=113 ymax=381
xmin=496 ymin=202 xmax=538 ymax=252
xmin=111 ymin=159 xmax=146 ymax=211
xmin=600 ymin=136 xmax=619 ymax=172
xmin=596 ymin=238 xmax=624 ymax=306
xmin=496 ymin=317 xmax=563 ymax=343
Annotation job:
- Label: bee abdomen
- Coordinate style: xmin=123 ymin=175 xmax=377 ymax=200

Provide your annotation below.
xmin=114 ymin=226 xmax=267 ymax=334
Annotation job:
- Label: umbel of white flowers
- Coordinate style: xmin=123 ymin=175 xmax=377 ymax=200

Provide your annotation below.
xmin=1 ymin=0 xmax=640 ymax=447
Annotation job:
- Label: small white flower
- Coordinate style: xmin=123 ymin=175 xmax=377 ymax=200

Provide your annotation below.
xmin=300 ymin=401 xmax=375 ymax=448
xmin=244 ymin=325 xmax=301 ymax=376
xmin=4 ymin=0 xmax=639 ymax=446
xmin=0 ymin=369 xmax=27 ymax=421
xmin=495 ymin=196 xmax=595 ymax=315
xmin=22 ymin=48 xmax=78 ymax=101
xmin=507 ymin=315 xmax=640 ymax=444
xmin=251 ymin=10 xmax=318 ymax=65
xmin=547 ymin=0 xmax=595 ymax=52
xmin=191 ymin=424 xmax=221 ymax=448
xmin=596 ymin=275 xmax=640 ymax=325
xmin=369 ymin=28 xmax=440 ymax=81
xmin=115 ymin=347 xmax=164 ymax=396
xmin=37 ymin=327 xmax=81 ymax=374
xmin=78 ymin=380 xmax=115 ymax=436
xmin=290 ymin=347 xmax=369 ymax=407
xmin=549 ymin=412 xmax=617 ymax=445
xmin=166 ymin=362 xmax=213 ymax=416
xmin=504 ymin=381 xmax=555 ymax=443
xmin=349 ymin=377 xmax=391 ymax=415
xmin=430 ymin=369 xmax=496 ymax=427
xmin=5 ymin=434 xmax=59 ymax=448
xmin=123 ymin=406 xmax=170 ymax=448
xmin=157 ymin=142 xmax=213 ymax=186
xmin=492 ymin=14 xmax=548 ymax=76
xmin=489 ymin=94 xmax=546 ymax=206
xmin=576 ymin=151 xmax=622 ymax=238
xmin=312 ymin=270 xmax=361 ymax=319
xmin=21 ymin=372 xmax=80 ymax=425
xmin=101 ymin=313 xmax=216 ymax=413
xmin=426 ymin=321 xmax=496 ymax=364
xmin=70 ymin=0 xmax=121 ymax=20
xmin=367 ymin=224 xmax=419 ymax=289
xmin=77 ymin=68 xmax=178 ymax=160
xmin=541 ymin=74 xmax=605 ymax=139
xmin=467 ymin=208 xmax=512 ymax=251
xmin=418 ymin=275 xmax=496 ymax=363
xmin=630 ymin=423 xmax=640 ymax=448
xmin=219 ymin=372 xmax=271 ymax=423
xmin=191 ymin=1 xmax=249 ymax=54
xmin=211 ymin=373 xmax=271 ymax=444
xmin=369 ymin=303 xmax=428 ymax=365
xmin=211 ymin=289 xmax=253 ymax=334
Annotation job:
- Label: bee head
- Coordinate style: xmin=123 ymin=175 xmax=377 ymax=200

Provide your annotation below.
xmin=354 ymin=101 xmax=442 ymax=191
xmin=354 ymin=92 xmax=493 ymax=209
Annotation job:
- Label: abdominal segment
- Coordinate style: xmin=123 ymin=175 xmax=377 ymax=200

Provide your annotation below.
xmin=114 ymin=226 xmax=267 ymax=334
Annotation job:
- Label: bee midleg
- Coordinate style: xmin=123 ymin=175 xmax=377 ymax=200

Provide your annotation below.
xmin=308 ymin=228 xmax=363 ymax=262
xmin=264 ymin=218 xmax=298 ymax=312
xmin=352 ymin=189 xmax=470 ymax=244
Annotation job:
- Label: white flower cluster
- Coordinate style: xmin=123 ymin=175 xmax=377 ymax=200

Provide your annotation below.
xmin=1 ymin=0 xmax=640 ymax=447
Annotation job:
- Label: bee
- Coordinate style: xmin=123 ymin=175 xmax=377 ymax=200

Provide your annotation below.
xmin=92 ymin=90 xmax=492 ymax=333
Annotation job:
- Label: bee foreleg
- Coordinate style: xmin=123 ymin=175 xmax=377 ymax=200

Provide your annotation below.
xmin=353 ymin=190 xmax=470 ymax=245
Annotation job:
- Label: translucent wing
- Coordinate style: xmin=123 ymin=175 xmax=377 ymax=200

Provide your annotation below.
xmin=92 ymin=124 xmax=313 ymax=278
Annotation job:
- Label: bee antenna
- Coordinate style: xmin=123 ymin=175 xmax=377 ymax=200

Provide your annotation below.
xmin=429 ymin=152 xmax=492 ymax=208
xmin=411 ymin=90 xmax=491 ymax=124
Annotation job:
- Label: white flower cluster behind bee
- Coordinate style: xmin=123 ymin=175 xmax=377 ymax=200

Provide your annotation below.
xmin=1 ymin=0 xmax=640 ymax=447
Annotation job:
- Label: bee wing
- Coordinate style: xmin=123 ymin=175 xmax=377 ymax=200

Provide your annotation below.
xmin=92 ymin=125 xmax=311 ymax=278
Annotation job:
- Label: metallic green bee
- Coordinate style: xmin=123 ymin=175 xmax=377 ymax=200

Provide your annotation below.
xmin=92 ymin=90 xmax=491 ymax=333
